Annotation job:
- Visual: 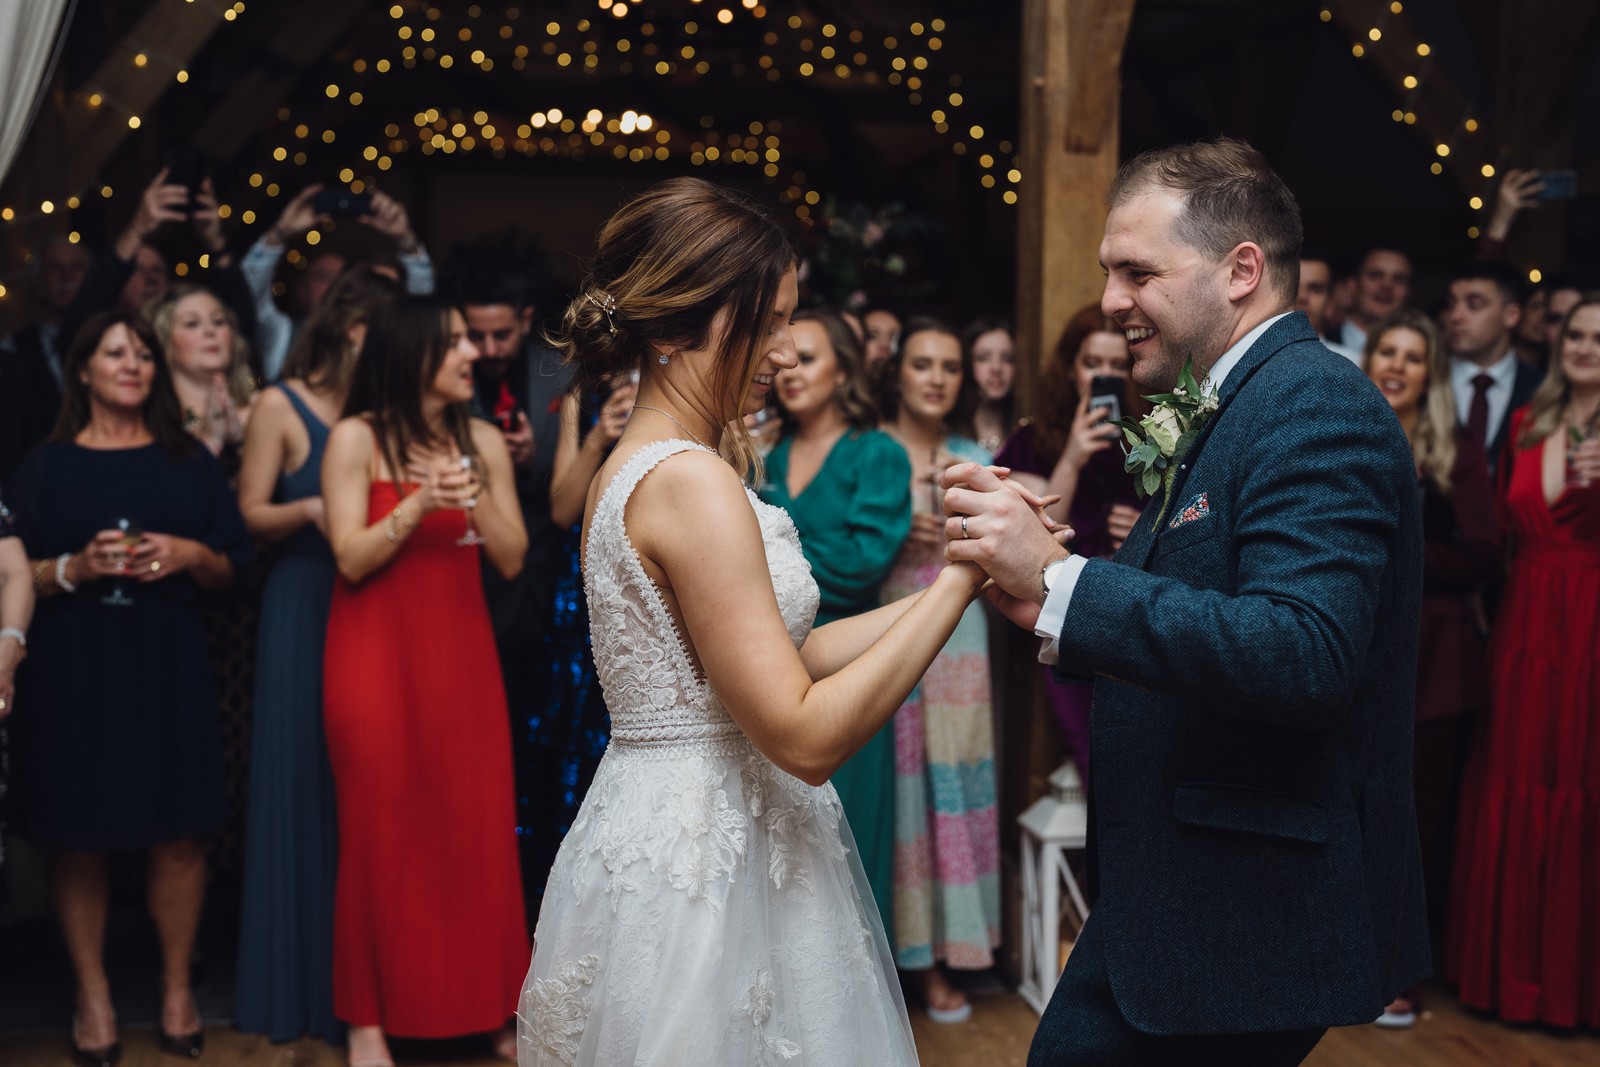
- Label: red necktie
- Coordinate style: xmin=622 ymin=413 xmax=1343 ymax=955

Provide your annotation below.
xmin=1466 ymin=373 xmax=1494 ymax=450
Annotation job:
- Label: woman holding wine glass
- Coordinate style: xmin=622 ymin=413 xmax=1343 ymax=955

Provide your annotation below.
xmin=1446 ymin=294 xmax=1600 ymax=1028
xmin=6 ymin=309 xmax=248 ymax=1064
xmin=320 ymin=296 xmax=530 ymax=1067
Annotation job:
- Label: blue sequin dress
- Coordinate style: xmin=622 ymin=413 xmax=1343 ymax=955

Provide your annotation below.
xmin=516 ymin=394 xmax=610 ymax=901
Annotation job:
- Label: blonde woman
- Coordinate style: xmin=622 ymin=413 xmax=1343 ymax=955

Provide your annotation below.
xmin=148 ymin=283 xmax=257 ymax=457
xmin=1361 ymin=309 xmax=1500 ymax=1029
xmin=1446 ymin=293 xmax=1600 ymax=1028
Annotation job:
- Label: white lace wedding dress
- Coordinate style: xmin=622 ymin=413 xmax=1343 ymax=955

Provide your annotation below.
xmin=517 ymin=440 xmax=919 ymax=1066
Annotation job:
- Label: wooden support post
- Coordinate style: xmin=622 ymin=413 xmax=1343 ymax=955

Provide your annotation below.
xmin=1016 ymin=0 xmax=1135 ymax=409
xmin=999 ymin=0 xmax=1134 ymax=984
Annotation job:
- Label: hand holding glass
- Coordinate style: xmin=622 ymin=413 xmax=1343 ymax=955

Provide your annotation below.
xmin=102 ymin=517 xmax=141 ymax=606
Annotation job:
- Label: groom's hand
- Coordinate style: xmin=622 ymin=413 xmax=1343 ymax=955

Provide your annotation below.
xmin=942 ymin=462 xmax=1071 ymax=605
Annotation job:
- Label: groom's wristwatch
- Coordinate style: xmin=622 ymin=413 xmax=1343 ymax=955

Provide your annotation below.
xmin=1041 ymin=556 xmax=1070 ymax=600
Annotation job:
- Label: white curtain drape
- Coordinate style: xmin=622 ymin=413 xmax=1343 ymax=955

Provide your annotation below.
xmin=0 ymin=0 xmax=75 ymax=189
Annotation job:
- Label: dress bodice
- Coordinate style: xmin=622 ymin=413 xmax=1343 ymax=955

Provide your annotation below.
xmin=274 ymin=383 xmax=332 ymax=558
xmin=583 ymin=439 xmax=819 ymax=747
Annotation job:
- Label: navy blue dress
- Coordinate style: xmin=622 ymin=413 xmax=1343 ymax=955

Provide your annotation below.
xmin=7 ymin=441 xmax=248 ymax=850
xmin=234 ymin=385 xmax=342 ymax=1041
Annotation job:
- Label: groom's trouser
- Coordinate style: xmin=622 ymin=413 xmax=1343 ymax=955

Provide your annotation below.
xmin=1027 ymin=912 xmax=1326 ymax=1067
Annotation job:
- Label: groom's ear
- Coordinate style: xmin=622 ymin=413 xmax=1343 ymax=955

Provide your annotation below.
xmin=1225 ymin=241 xmax=1267 ymax=305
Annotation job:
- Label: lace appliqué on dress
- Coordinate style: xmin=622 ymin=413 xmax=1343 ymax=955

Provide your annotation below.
xmin=737 ymin=969 xmax=802 ymax=1063
xmin=520 ymin=954 xmax=601 ymax=1066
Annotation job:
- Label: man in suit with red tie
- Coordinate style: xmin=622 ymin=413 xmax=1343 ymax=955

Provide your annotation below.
xmin=1443 ymin=261 xmax=1546 ymax=476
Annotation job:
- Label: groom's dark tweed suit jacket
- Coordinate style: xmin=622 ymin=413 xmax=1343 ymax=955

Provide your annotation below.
xmin=1051 ymin=312 xmax=1431 ymax=1036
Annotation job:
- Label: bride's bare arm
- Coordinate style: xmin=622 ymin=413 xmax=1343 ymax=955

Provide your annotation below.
xmin=797 ymin=593 xmax=928 ymax=680
xmin=630 ymin=451 xmax=984 ymax=787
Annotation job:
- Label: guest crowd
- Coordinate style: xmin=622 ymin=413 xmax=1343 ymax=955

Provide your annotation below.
xmin=0 ymin=158 xmax=1596 ymax=1065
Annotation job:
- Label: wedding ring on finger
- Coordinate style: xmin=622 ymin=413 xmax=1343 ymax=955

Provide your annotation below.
xmin=961 ymin=516 xmax=971 ymax=539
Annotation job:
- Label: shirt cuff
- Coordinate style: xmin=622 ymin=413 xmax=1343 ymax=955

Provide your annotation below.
xmin=1034 ymin=555 xmax=1088 ymax=666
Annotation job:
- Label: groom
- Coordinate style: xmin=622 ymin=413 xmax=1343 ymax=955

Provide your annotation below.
xmin=945 ymin=138 xmax=1430 ymax=1065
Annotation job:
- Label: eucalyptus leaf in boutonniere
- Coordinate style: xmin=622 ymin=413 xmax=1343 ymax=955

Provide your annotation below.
xmin=1116 ymin=357 xmax=1219 ymax=527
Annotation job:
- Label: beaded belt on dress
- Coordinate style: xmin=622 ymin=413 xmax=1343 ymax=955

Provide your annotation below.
xmin=608 ymin=707 xmax=746 ymax=749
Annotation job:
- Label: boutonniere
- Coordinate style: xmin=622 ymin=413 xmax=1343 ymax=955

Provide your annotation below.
xmin=1116 ymin=356 xmax=1219 ymax=527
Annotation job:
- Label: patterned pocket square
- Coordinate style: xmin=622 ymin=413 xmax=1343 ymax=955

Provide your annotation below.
xmin=1168 ymin=491 xmax=1211 ymax=530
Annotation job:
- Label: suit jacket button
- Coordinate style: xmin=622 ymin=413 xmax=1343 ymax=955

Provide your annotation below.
xmin=1180 ymin=463 xmax=1187 ymax=470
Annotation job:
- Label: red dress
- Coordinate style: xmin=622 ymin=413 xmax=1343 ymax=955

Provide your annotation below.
xmin=323 ymin=482 xmax=529 ymax=1034
xmin=1445 ymin=409 xmax=1600 ymax=1027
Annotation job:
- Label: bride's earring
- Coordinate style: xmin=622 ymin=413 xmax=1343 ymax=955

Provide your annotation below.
xmin=658 ymin=351 xmax=669 ymax=365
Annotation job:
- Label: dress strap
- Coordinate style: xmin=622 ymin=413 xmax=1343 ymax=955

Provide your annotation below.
xmin=276 ymin=382 xmax=331 ymax=448
xmin=589 ymin=439 xmax=718 ymax=529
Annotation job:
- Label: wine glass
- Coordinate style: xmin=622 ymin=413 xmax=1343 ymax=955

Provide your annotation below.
xmin=101 ymin=516 xmax=141 ymax=607
xmin=455 ymin=455 xmax=485 ymax=546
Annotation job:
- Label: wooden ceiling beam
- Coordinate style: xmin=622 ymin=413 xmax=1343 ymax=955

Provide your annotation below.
xmin=60 ymin=0 xmax=231 ymax=197
xmin=189 ymin=0 xmax=372 ymax=163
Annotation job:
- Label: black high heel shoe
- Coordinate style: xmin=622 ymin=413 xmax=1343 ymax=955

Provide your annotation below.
xmin=70 ymin=1014 xmax=122 ymax=1067
xmin=157 ymin=1028 xmax=205 ymax=1059
xmin=157 ymin=990 xmax=205 ymax=1059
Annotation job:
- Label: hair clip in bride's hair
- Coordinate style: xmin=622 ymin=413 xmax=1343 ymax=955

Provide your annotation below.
xmin=586 ymin=290 xmax=619 ymax=336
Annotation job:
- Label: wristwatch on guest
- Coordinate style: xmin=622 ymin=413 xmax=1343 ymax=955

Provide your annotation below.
xmin=1041 ymin=556 xmax=1070 ymax=600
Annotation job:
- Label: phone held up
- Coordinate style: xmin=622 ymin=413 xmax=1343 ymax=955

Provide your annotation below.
xmin=1088 ymin=375 xmax=1126 ymax=425
xmin=161 ymin=147 xmax=205 ymax=216
xmin=1534 ymin=169 xmax=1578 ymax=202
xmin=312 ymin=188 xmax=374 ymax=218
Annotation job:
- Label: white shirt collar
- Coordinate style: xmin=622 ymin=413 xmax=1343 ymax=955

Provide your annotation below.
xmin=1205 ymin=312 xmax=1292 ymax=391
xmin=1451 ymin=347 xmax=1517 ymax=388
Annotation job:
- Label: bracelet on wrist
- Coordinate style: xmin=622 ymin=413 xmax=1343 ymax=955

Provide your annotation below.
xmin=55 ymin=553 xmax=78 ymax=594
xmin=384 ymin=503 xmax=418 ymax=543
xmin=0 ymin=627 xmax=25 ymax=648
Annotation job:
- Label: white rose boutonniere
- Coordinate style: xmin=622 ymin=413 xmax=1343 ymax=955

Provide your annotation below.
xmin=1117 ymin=357 xmax=1219 ymax=527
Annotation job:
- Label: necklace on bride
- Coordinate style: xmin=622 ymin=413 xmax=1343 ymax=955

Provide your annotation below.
xmin=633 ymin=404 xmax=716 ymax=450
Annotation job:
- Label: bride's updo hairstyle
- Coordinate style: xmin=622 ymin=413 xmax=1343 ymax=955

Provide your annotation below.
xmin=555 ymin=176 xmax=796 ymax=478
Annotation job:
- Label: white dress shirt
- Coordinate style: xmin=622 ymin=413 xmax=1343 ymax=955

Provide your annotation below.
xmin=1450 ymin=348 xmax=1519 ymax=452
xmin=1034 ymin=313 xmax=1291 ymax=664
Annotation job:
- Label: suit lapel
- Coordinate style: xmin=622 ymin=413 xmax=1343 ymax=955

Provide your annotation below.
xmin=1118 ymin=313 xmax=1318 ymax=571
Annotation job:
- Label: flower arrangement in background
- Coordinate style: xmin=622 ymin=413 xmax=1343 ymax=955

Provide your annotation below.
xmin=798 ymin=198 xmax=943 ymax=311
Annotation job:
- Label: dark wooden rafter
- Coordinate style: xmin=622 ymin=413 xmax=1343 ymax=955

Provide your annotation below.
xmin=59 ymin=0 xmax=230 ymax=199
xmin=189 ymin=0 xmax=373 ymax=162
xmin=1323 ymin=0 xmax=1493 ymax=203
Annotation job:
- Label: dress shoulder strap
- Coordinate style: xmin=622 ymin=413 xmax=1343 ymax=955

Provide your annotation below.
xmin=276 ymin=382 xmax=331 ymax=446
xmin=589 ymin=438 xmax=719 ymax=530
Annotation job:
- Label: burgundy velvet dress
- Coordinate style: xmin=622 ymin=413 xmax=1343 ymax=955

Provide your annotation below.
xmin=1445 ymin=409 xmax=1600 ymax=1027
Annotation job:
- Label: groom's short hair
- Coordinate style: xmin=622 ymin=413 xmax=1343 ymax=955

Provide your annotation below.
xmin=1108 ymin=137 xmax=1303 ymax=305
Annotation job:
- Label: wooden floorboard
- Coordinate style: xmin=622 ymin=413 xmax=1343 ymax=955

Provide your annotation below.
xmin=3 ymin=982 xmax=1596 ymax=1066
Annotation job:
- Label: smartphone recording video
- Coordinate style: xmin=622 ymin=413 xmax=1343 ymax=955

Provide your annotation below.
xmin=1088 ymin=375 xmax=1127 ymax=425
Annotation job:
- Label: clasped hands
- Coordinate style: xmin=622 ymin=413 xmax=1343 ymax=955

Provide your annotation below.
xmin=76 ymin=530 xmax=200 ymax=583
xmin=942 ymin=463 xmax=1075 ymax=630
xmin=407 ymin=445 xmax=480 ymax=514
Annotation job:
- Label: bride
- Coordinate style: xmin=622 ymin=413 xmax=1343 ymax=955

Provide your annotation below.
xmin=517 ymin=178 xmax=1055 ymax=1066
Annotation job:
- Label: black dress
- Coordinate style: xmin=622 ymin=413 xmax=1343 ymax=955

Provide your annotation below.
xmin=6 ymin=441 xmax=249 ymax=850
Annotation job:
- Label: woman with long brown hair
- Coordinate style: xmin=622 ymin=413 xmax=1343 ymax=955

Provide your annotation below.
xmin=232 ymin=266 xmax=401 ymax=1044
xmin=7 ymin=310 xmax=247 ymax=1064
xmin=517 ymin=178 xmax=1056 ymax=1065
xmin=1446 ymin=293 xmax=1600 ymax=1029
xmin=321 ymin=296 xmax=529 ymax=1065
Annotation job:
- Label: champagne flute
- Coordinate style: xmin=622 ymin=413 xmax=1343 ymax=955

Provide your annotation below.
xmin=101 ymin=516 xmax=141 ymax=607
xmin=455 ymin=454 xmax=486 ymax=546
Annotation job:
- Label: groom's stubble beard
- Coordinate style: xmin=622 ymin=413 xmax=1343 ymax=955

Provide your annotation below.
xmin=1134 ymin=271 xmax=1235 ymax=391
